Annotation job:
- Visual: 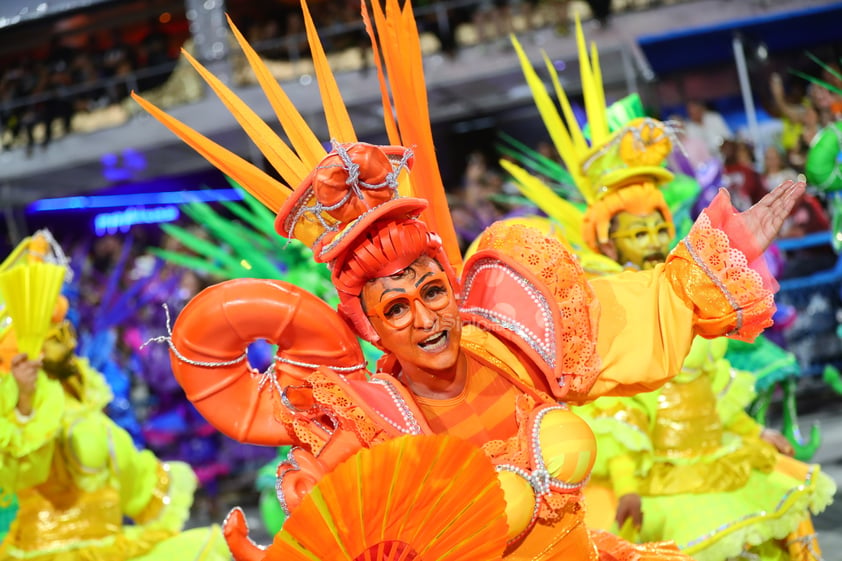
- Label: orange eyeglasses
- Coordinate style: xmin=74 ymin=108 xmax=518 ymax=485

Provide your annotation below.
xmin=366 ymin=271 xmax=452 ymax=330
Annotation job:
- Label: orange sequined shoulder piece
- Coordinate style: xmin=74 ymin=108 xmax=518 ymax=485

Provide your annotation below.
xmin=461 ymin=222 xmax=601 ymax=398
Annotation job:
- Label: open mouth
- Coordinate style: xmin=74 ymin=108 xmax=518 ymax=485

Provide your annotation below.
xmin=643 ymin=253 xmax=666 ymax=267
xmin=418 ymin=330 xmax=449 ymax=352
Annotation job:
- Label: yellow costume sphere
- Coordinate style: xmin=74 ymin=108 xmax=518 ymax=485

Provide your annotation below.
xmin=540 ymin=408 xmax=597 ymax=484
xmin=498 ymin=470 xmax=537 ymax=539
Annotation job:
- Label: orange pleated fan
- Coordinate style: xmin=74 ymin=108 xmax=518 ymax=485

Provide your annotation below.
xmin=266 ymin=435 xmax=509 ymax=561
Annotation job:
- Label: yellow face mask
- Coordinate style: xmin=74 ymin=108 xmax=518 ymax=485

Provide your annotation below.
xmin=608 ymin=211 xmax=672 ymax=270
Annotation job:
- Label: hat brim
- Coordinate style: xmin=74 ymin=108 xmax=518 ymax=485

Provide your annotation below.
xmin=315 ymin=197 xmax=429 ymax=263
xmin=600 ymin=166 xmax=675 ymax=192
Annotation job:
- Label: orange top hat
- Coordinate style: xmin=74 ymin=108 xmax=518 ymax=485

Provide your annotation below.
xmin=276 ymin=141 xmax=428 ymax=264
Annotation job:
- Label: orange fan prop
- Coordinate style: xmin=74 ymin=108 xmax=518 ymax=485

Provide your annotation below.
xmin=267 ymin=434 xmax=509 ymax=561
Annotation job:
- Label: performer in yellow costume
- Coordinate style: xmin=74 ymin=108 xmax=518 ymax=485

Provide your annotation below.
xmin=132 ymin=2 xmax=806 ymax=559
xmin=0 ymin=232 xmax=229 ymax=561
xmin=502 ymin=24 xmax=836 ymax=561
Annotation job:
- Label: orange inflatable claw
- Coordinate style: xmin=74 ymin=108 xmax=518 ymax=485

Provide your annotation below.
xmin=223 ymin=507 xmax=266 ymax=561
xmin=276 ymin=428 xmax=367 ymax=514
xmin=169 ymin=278 xmax=369 ymax=446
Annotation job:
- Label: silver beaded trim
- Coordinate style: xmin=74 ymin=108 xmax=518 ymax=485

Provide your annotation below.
xmin=275 ymin=448 xmax=303 ymax=516
xmin=681 ymin=239 xmax=744 ymax=335
xmin=495 ymin=404 xmax=587 ymax=544
xmin=461 ymin=258 xmax=556 ymax=369
xmin=141 ymin=303 xmax=248 ymax=368
xmin=222 ymin=506 xmax=268 ymax=551
xmin=369 ymin=378 xmax=423 ymax=435
xmin=273 ymin=354 xmax=367 ymax=373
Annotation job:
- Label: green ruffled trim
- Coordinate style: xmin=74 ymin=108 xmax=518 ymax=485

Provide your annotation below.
xmin=683 ymin=467 xmax=837 ymax=561
xmin=139 ymin=461 xmax=197 ymax=532
xmin=726 ymin=336 xmax=801 ymax=392
xmin=587 ymin=416 xmax=653 ymax=478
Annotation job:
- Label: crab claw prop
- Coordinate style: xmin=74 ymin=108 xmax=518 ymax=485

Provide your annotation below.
xmin=223 ymin=507 xmax=267 ymax=561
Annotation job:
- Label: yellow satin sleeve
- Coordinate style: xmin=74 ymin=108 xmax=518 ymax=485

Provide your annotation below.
xmin=585 ymin=266 xmax=696 ymax=400
xmin=0 ymin=372 xmax=65 ymax=490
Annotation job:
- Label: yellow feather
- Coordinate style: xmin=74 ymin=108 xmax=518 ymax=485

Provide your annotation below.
xmin=538 ymin=53 xmax=591 ymax=203
xmin=301 ymin=0 xmax=357 ymax=143
xmin=511 ymin=37 xmax=582 ymax=187
xmin=575 ymin=17 xmax=607 ymax=147
xmin=541 ymin=52 xmax=588 ymax=157
xmin=589 ymin=41 xmax=609 ymax=143
xmin=226 ymin=14 xmax=325 ymax=168
xmin=500 ymin=160 xmax=583 ymax=249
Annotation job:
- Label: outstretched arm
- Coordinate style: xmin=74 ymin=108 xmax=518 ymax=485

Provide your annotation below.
xmin=582 ymin=180 xmax=805 ymax=400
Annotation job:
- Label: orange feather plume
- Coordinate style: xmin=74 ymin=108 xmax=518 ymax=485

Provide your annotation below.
xmin=363 ymin=0 xmax=463 ymax=273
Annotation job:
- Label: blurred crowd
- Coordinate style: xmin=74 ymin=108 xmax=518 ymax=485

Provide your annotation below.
xmin=0 ymin=15 xmax=188 ymax=155
xmin=668 ymin=66 xmax=842 ymax=279
xmin=0 ymin=0 xmax=613 ymax=155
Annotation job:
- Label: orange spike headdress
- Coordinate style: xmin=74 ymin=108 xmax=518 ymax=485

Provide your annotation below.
xmin=133 ymin=1 xmax=464 ymax=341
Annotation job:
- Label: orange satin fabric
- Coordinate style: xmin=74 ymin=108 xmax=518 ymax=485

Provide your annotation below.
xmin=414 ymin=359 xmax=521 ymax=447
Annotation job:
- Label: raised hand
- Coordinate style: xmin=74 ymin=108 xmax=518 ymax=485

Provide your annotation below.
xmin=740 ymin=178 xmax=806 ymax=253
xmin=11 ymin=353 xmax=41 ymax=417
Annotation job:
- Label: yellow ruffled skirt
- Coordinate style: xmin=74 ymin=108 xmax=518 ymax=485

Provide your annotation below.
xmin=584 ymin=447 xmax=836 ymax=561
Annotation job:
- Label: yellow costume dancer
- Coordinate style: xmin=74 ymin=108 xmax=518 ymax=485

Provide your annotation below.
xmin=503 ymin=22 xmax=835 ymax=561
xmin=0 ymin=232 xmax=229 ymax=561
xmin=132 ymin=2 xmax=804 ymax=560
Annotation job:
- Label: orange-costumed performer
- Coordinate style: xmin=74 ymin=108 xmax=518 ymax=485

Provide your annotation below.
xmin=132 ymin=1 xmax=804 ymax=560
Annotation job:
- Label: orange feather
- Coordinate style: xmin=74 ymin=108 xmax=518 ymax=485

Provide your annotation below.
xmin=367 ymin=0 xmax=463 ymax=273
xmin=178 ymin=48 xmax=310 ymax=185
xmin=301 ymin=0 xmax=357 ymax=143
xmin=131 ymin=92 xmax=291 ymax=213
xmin=226 ymin=14 xmax=326 ymax=168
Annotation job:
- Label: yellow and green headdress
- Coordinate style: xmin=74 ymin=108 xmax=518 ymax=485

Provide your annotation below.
xmin=508 ymin=18 xmax=683 ymax=254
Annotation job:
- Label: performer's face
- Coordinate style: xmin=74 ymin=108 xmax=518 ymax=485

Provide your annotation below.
xmin=362 ymin=256 xmax=462 ymax=379
xmin=42 ymin=320 xmax=77 ymax=378
xmin=607 ymin=211 xmax=671 ymax=270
